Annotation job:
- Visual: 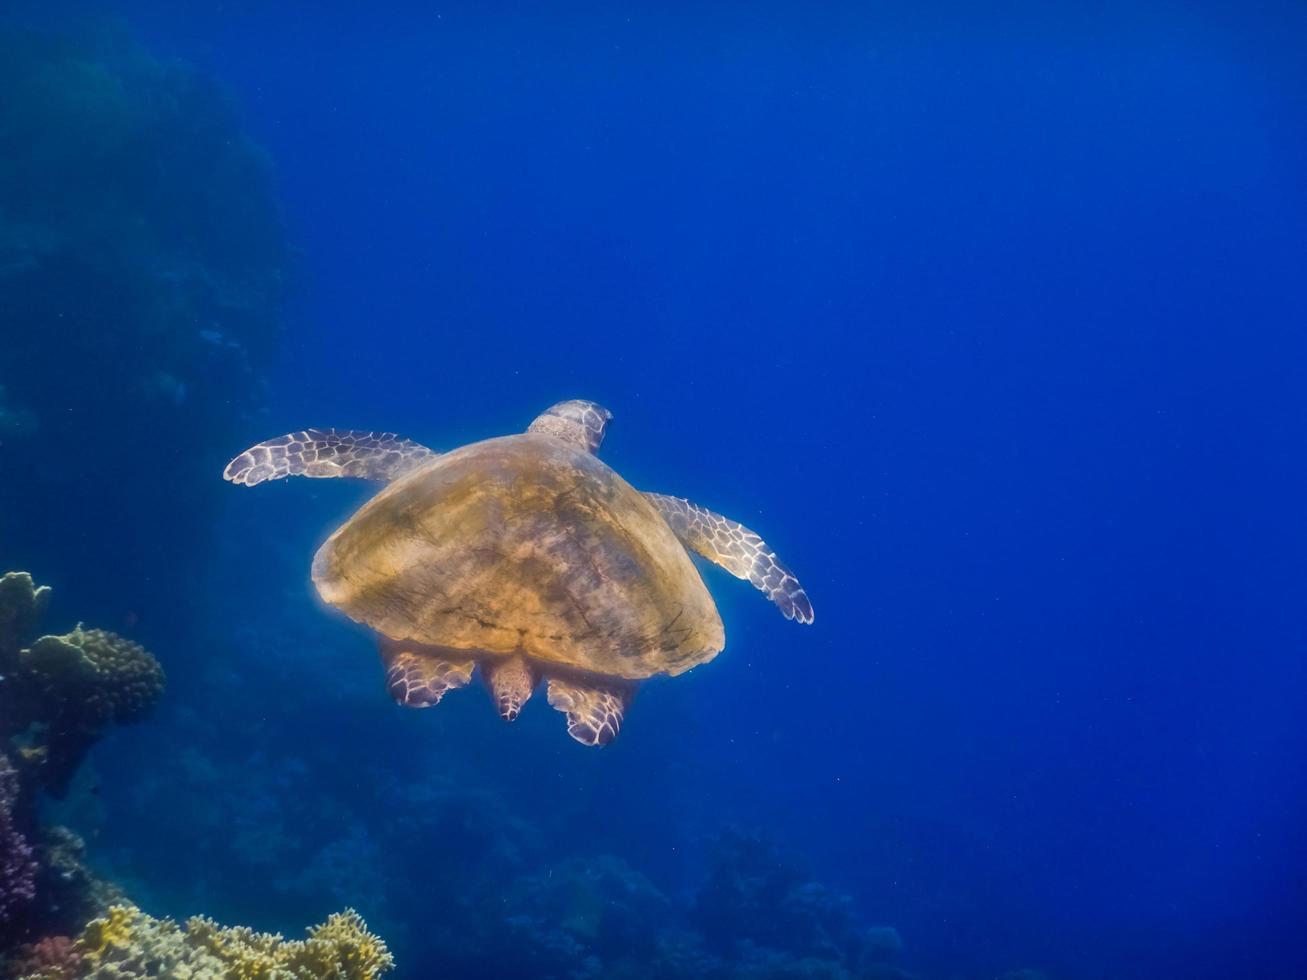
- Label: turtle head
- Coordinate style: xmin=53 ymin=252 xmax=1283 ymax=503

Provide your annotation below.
xmin=527 ymin=399 xmax=613 ymax=455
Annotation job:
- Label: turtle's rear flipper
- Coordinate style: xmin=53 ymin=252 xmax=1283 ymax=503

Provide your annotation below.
xmin=380 ymin=641 xmax=474 ymax=708
xmin=224 ymin=429 xmax=438 ymax=486
xmin=545 ymin=676 xmax=633 ymax=746
xmin=644 ymin=492 xmax=814 ymax=624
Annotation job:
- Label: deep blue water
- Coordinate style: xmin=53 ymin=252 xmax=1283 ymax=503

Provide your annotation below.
xmin=2 ymin=3 xmax=1305 ymax=979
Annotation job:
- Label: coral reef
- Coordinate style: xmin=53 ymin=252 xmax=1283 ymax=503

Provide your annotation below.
xmin=489 ymin=854 xmax=671 ymax=978
xmin=3 ymin=935 xmax=80 ymax=980
xmin=0 ymin=573 xmax=164 ymax=797
xmin=3 ymin=571 xmax=910 ymax=980
xmin=510 ymin=854 xmax=671 ymax=959
xmin=45 ymin=904 xmax=394 ymax=980
xmin=693 ymin=828 xmax=904 ymax=976
xmin=0 ymin=573 xmax=153 ymax=952
xmin=0 ymin=575 xmax=50 ymax=661
xmin=27 ymin=829 xmax=125 ymax=943
xmin=0 ymin=755 xmax=37 ymax=928
xmin=0 ymin=568 xmax=402 ymax=978
xmin=19 ymin=628 xmax=164 ymax=797
xmin=97 ymin=672 xmax=912 ymax=980
xmin=23 ymin=629 xmax=163 ymax=728
xmin=382 ymin=838 xmax=904 ymax=979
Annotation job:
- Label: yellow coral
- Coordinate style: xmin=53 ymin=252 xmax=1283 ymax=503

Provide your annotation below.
xmin=298 ymin=910 xmax=396 ymax=979
xmin=188 ymin=907 xmax=395 ymax=980
xmin=73 ymin=904 xmax=394 ymax=979
xmin=77 ymin=904 xmax=135 ymax=962
xmin=184 ymin=918 xmax=284 ymax=979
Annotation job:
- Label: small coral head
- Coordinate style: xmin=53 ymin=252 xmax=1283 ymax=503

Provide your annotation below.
xmin=527 ymin=399 xmax=613 ymax=454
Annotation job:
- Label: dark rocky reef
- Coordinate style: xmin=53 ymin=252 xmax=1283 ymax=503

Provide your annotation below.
xmin=694 ymin=827 xmax=905 ymax=974
xmin=0 ymin=573 xmax=165 ymax=798
xmin=389 ymin=833 xmax=906 ymax=979
xmin=0 ymin=23 xmax=285 ymax=619
xmin=0 ymin=568 xmax=401 ymax=979
xmin=0 ymin=572 xmax=159 ymax=950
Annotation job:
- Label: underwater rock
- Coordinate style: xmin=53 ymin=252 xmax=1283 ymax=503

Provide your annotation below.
xmin=54 ymin=904 xmax=394 ymax=980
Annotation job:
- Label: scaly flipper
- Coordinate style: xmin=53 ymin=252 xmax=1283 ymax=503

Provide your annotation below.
xmin=379 ymin=640 xmax=474 ymax=708
xmin=223 ymin=429 xmax=438 ymax=486
xmin=644 ymin=493 xmax=814 ymax=624
xmin=545 ymin=676 xmax=633 ymax=746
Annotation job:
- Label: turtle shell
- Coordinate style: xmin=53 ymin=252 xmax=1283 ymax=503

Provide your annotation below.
xmin=311 ymin=433 xmax=725 ymax=680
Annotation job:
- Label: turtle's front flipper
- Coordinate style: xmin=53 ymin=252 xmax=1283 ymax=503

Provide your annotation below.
xmin=545 ymin=676 xmax=633 ymax=746
xmin=223 ymin=429 xmax=438 ymax=486
xmin=645 ymin=493 xmax=814 ymax=624
xmin=380 ymin=640 xmax=474 ymax=708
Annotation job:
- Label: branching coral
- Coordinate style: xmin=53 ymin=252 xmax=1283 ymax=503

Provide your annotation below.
xmin=0 ymin=753 xmax=37 ymax=927
xmin=66 ymin=904 xmax=394 ymax=980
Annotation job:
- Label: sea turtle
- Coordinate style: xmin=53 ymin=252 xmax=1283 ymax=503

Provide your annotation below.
xmin=223 ymin=400 xmax=812 ymax=745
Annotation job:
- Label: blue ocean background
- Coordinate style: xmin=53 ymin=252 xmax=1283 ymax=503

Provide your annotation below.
xmin=1 ymin=3 xmax=1305 ymax=978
